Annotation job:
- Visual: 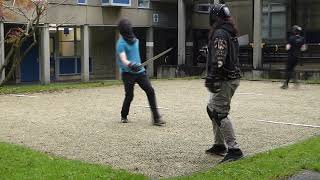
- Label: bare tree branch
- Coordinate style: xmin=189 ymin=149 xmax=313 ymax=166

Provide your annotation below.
xmin=16 ymin=6 xmax=30 ymax=21
xmin=12 ymin=0 xmax=16 ymax=7
xmin=40 ymin=0 xmax=67 ymax=20
xmin=0 ymin=0 xmax=59 ymax=85
xmin=30 ymin=6 xmax=37 ymax=21
xmin=48 ymin=0 xmax=68 ymax=9
xmin=0 ymin=47 xmax=20 ymax=86
xmin=55 ymin=16 xmax=75 ymax=27
xmin=21 ymin=37 xmax=37 ymax=61
xmin=3 ymin=5 xmax=27 ymax=18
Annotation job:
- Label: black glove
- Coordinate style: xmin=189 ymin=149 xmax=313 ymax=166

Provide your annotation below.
xmin=128 ymin=62 xmax=142 ymax=72
xmin=204 ymin=76 xmax=222 ymax=93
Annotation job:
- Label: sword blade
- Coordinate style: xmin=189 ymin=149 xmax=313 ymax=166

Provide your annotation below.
xmin=141 ymin=47 xmax=173 ymax=67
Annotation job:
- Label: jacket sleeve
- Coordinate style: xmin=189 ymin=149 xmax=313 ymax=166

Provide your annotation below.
xmin=213 ymin=33 xmax=228 ymax=68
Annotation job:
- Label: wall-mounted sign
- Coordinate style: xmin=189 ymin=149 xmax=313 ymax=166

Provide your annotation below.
xmin=153 ymin=13 xmax=159 ymax=23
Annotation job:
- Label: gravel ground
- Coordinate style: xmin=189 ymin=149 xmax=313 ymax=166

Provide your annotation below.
xmin=0 ymin=80 xmax=319 ymax=178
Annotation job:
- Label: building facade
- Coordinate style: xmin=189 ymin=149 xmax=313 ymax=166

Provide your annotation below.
xmin=192 ymin=0 xmax=320 ymax=75
xmin=0 ymin=0 xmax=319 ymax=85
xmin=0 ymin=0 xmax=186 ymax=84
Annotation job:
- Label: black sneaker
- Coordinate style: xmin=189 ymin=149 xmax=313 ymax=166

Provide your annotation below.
xmin=121 ymin=117 xmax=128 ymax=123
xmin=280 ymin=84 xmax=288 ymax=89
xmin=220 ymin=149 xmax=244 ymax=163
xmin=153 ymin=117 xmax=166 ymax=126
xmin=205 ymin=144 xmax=227 ymax=156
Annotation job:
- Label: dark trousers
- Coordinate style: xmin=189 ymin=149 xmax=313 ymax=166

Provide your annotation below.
xmin=284 ymin=56 xmax=298 ymax=85
xmin=121 ymin=72 xmax=160 ymax=120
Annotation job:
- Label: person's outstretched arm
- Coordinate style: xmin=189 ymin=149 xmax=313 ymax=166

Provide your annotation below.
xmin=119 ymin=52 xmax=131 ymax=66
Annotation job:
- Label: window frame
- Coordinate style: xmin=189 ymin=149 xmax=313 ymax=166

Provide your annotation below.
xmin=77 ymin=0 xmax=87 ymax=5
xmin=101 ymin=0 xmax=131 ymax=7
xmin=262 ymin=1 xmax=287 ymax=42
xmin=138 ymin=0 xmax=150 ymax=9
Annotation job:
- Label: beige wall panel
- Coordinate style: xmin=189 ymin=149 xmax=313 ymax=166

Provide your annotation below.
xmin=49 ymin=0 xmax=75 ymax=5
xmin=46 ymin=5 xmax=87 ymax=25
xmin=86 ymin=7 xmax=104 ymax=24
xmin=5 ymin=2 xmax=171 ymax=27
xmin=49 ymin=0 xmax=102 ymax=6
xmin=2 ymin=2 xmax=34 ymax=24
xmin=102 ymin=8 xmax=152 ymax=27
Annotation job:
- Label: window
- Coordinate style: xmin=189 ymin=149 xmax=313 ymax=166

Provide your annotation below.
xmin=58 ymin=27 xmax=81 ymax=57
xmin=138 ymin=0 xmax=149 ymax=8
xmin=101 ymin=0 xmax=131 ymax=6
xmin=262 ymin=0 xmax=287 ymax=41
xmin=101 ymin=0 xmax=110 ymax=4
xmin=77 ymin=0 xmax=87 ymax=5
xmin=57 ymin=27 xmax=92 ymax=75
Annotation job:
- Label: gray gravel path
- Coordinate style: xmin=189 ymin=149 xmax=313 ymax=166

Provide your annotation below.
xmin=0 ymin=80 xmax=319 ymax=178
xmin=289 ymin=170 xmax=320 ymax=180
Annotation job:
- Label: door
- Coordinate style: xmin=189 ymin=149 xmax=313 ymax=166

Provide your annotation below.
xmin=20 ymin=39 xmax=39 ymax=82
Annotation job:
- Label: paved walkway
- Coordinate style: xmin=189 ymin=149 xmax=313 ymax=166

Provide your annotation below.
xmin=0 ymin=80 xmax=319 ymax=178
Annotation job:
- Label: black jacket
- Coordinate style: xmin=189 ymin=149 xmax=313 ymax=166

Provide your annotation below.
xmin=207 ymin=23 xmax=241 ymax=79
xmin=288 ymin=35 xmax=305 ymax=57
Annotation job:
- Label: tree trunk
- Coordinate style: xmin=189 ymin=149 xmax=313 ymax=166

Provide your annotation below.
xmin=0 ymin=34 xmax=37 ymax=86
xmin=0 ymin=46 xmax=21 ymax=86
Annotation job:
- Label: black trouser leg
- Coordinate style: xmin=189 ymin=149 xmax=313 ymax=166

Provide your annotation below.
xmin=121 ymin=73 xmax=135 ymax=118
xmin=285 ymin=57 xmax=298 ymax=85
xmin=136 ymin=74 xmax=160 ymax=120
xmin=285 ymin=70 xmax=293 ymax=85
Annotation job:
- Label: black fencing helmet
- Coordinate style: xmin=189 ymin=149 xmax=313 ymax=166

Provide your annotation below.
xmin=209 ymin=4 xmax=231 ymax=26
xmin=292 ymin=25 xmax=302 ymax=34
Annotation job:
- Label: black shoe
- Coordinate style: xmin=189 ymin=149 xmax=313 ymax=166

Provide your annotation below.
xmin=205 ymin=144 xmax=227 ymax=156
xmin=153 ymin=117 xmax=166 ymax=126
xmin=280 ymin=84 xmax=288 ymax=89
xmin=220 ymin=149 xmax=244 ymax=163
xmin=121 ymin=117 xmax=128 ymax=123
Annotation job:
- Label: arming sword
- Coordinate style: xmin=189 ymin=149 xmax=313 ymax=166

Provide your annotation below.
xmin=141 ymin=47 xmax=173 ymax=67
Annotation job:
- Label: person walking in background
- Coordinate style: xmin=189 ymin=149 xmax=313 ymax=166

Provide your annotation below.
xmin=116 ymin=19 xmax=166 ymax=126
xmin=281 ymin=25 xmax=307 ymax=89
xmin=204 ymin=4 xmax=244 ymax=163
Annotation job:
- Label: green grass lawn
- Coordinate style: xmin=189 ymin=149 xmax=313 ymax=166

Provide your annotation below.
xmin=0 ymin=142 xmax=147 ymax=180
xmin=172 ymin=136 xmax=320 ymax=180
xmin=0 ymin=80 xmax=123 ymax=95
xmin=0 ymin=136 xmax=319 ymax=179
xmin=0 ymin=78 xmax=201 ymax=95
